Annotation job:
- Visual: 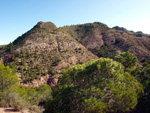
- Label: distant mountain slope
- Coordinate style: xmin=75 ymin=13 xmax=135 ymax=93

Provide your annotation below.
xmin=103 ymin=29 xmax=150 ymax=60
xmin=113 ymin=26 xmax=150 ymax=38
xmin=59 ymin=22 xmax=150 ymax=61
xmin=58 ymin=22 xmax=109 ymax=49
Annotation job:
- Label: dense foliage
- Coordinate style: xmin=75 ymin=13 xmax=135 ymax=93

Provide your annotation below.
xmin=132 ymin=61 xmax=150 ymax=112
xmin=0 ymin=63 xmax=18 ymax=100
xmin=44 ymin=58 xmax=143 ymax=113
xmin=115 ymin=51 xmax=138 ymax=69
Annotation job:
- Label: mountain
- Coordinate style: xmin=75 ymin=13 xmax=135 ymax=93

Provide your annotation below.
xmin=0 ymin=21 xmax=98 ymax=87
xmin=0 ymin=21 xmax=150 ymax=87
xmin=59 ymin=22 xmax=150 ymax=61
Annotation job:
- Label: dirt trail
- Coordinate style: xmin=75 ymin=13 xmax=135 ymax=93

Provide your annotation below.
xmin=0 ymin=108 xmax=28 ymax=113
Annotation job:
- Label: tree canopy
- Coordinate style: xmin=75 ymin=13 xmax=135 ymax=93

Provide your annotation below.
xmin=44 ymin=58 xmax=143 ymax=113
xmin=0 ymin=63 xmax=19 ymax=98
xmin=115 ymin=51 xmax=138 ymax=69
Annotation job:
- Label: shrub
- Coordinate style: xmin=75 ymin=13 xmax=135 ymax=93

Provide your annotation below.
xmin=44 ymin=58 xmax=143 ymax=113
xmin=115 ymin=51 xmax=138 ymax=69
xmin=0 ymin=63 xmax=19 ymax=100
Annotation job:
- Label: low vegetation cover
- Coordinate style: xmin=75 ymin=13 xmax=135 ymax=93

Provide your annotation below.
xmin=44 ymin=57 xmax=143 ymax=113
xmin=58 ymin=22 xmax=109 ymax=41
xmin=4 ymin=48 xmax=58 ymax=83
xmin=0 ymin=63 xmax=52 ymax=112
xmin=91 ymin=44 xmax=118 ymax=58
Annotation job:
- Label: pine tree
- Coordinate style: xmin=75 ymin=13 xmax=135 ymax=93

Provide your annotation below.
xmin=0 ymin=63 xmax=19 ymax=98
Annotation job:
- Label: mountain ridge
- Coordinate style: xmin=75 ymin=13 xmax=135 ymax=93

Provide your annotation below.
xmin=113 ymin=26 xmax=150 ymax=38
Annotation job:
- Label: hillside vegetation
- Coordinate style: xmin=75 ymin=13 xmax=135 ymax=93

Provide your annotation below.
xmin=59 ymin=22 xmax=150 ymax=61
xmin=0 ymin=21 xmax=150 ymax=112
xmin=0 ymin=22 xmax=97 ymax=86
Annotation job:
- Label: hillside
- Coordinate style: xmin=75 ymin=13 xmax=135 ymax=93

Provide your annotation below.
xmin=0 ymin=21 xmax=98 ymax=87
xmin=0 ymin=21 xmax=150 ymax=87
xmin=0 ymin=21 xmax=150 ymax=112
xmin=59 ymin=22 xmax=150 ymax=62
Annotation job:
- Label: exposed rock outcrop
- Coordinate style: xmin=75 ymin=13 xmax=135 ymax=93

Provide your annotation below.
xmin=20 ymin=75 xmax=49 ymax=88
xmin=47 ymin=77 xmax=58 ymax=87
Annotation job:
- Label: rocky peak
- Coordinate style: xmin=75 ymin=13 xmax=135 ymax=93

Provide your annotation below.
xmin=33 ymin=21 xmax=57 ymax=31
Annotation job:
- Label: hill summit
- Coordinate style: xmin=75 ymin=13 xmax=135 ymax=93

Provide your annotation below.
xmin=33 ymin=21 xmax=57 ymax=31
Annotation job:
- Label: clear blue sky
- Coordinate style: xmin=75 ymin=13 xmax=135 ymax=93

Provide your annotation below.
xmin=0 ymin=0 xmax=150 ymax=45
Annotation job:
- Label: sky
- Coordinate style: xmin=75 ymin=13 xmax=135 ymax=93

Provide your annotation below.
xmin=0 ymin=0 xmax=150 ymax=45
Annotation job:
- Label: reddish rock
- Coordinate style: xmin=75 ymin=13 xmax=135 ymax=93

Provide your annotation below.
xmin=48 ymin=77 xmax=58 ymax=87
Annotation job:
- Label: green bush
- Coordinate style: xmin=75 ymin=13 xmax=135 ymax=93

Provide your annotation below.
xmin=135 ymin=63 xmax=150 ymax=112
xmin=44 ymin=58 xmax=143 ymax=113
xmin=17 ymin=84 xmax=52 ymax=105
xmin=115 ymin=51 xmax=138 ymax=69
xmin=0 ymin=63 xmax=19 ymax=100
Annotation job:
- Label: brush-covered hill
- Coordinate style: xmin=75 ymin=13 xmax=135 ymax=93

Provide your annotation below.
xmin=59 ymin=22 xmax=150 ymax=61
xmin=0 ymin=21 xmax=150 ymax=87
xmin=0 ymin=21 xmax=98 ymax=87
